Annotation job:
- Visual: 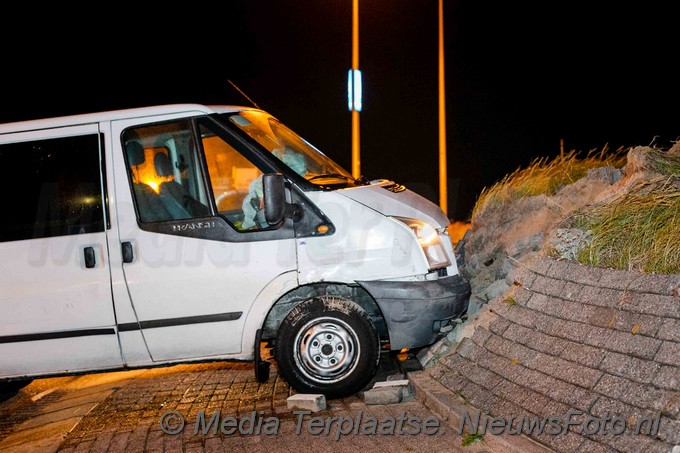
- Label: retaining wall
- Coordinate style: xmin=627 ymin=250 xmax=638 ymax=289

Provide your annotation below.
xmin=427 ymin=257 xmax=680 ymax=452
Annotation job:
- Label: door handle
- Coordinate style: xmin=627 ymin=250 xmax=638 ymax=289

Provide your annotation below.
xmin=84 ymin=247 xmax=96 ymax=268
xmin=122 ymin=241 xmax=134 ymax=263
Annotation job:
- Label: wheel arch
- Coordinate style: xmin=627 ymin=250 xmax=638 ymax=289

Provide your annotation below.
xmin=239 ymin=270 xmax=300 ymax=359
xmin=261 ymin=282 xmax=390 ymax=348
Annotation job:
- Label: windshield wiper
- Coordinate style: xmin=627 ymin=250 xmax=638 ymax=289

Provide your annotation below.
xmin=308 ymin=173 xmax=356 ymax=182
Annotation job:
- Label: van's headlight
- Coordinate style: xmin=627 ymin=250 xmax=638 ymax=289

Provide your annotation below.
xmin=394 ymin=217 xmax=451 ymax=270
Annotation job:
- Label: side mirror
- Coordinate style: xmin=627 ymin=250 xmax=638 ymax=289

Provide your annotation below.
xmin=263 ymin=173 xmax=286 ymax=225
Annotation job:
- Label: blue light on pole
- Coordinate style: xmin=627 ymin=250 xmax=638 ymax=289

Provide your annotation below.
xmin=347 ymin=69 xmax=362 ymax=112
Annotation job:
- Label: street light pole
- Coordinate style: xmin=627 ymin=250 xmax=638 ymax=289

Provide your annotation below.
xmin=438 ymin=0 xmax=448 ymax=216
xmin=351 ymin=0 xmax=361 ymax=179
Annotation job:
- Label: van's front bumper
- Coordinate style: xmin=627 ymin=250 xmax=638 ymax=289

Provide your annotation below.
xmin=357 ymin=274 xmax=471 ymax=350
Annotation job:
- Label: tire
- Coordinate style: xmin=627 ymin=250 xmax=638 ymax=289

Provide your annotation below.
xmin=275 ymin=296 xmax=380 ymax=399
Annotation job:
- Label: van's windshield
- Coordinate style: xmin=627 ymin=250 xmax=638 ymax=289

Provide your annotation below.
xmin=224 ymin=111 xmax=364 ymax=188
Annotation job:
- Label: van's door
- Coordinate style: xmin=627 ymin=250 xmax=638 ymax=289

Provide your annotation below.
xmin=0 ymin=124 xmax=123 ymax=377
xmin=111 ymin=115 xmax=296 ymax=362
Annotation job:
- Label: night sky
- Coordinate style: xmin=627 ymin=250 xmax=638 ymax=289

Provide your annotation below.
xmin=1 ymin=2 xmax=676 ymax=220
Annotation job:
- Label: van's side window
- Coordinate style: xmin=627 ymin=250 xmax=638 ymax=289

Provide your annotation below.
xmin=122 ymin=121 xmax=211 ymax=223
xmin=0 ymin=134 xmax=105 ymax=242
xmin=199 ymin=124 xmax=268 ymax=231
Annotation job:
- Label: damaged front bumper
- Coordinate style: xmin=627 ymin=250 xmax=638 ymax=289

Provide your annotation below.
xmin=357 ymin=274 xmax=471 ymax=350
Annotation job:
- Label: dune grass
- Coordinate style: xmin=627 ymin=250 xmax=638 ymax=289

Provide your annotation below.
xmin=647 ymin=148 xmax=680 ymax=178
xmin=469 ymin=144 xmax=680 ymax=273
xmin=573 ymin=147 xmax=680 ymax=274
xmin=574 ymin=182 xmax=680 ymax=274
xmin=471 ymin=147 xmax=627 ymax=222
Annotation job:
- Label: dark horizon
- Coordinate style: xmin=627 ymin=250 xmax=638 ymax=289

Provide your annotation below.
xmin=1 ymin=2 xmax=676 ymax=220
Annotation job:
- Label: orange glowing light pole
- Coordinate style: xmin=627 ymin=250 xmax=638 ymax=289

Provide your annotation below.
xmin=438 ymin=0 xmax=448 ymax=215
xmin=351 ymin=0 xmax=361 ymax=179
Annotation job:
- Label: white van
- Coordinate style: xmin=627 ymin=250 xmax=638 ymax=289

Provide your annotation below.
xmin=0 ymin=104 xmax=470 ymax=398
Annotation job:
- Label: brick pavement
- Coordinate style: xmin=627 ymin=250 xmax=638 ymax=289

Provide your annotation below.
xmin=15 ymin=361 xmax=491 ymax=453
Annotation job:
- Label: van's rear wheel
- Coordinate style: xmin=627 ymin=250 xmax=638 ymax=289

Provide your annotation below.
xmin=275 ymin=296 xmax=380 ymax=399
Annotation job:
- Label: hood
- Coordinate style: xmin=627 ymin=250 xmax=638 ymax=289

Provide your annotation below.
xmin=338 ymin=179 xmax=450 ymax=229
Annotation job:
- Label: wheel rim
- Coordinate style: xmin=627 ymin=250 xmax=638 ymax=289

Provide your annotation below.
xmin=293 ymin=316 xmax=360 ymax=384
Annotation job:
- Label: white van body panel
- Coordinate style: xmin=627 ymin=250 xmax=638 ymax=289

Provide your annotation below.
xmin=296 ymin=191 xmax=427 ymax=284
xmin=0 ymin=337 xmax=122 ymax=377
xmin=339 ymin=180 xmax=450 ymax=229
xmin=0 ymin=104 xmax=219 ymax=135
xmin=239 ymin=270 xmax=299 ymax=358
xmin=97 ymin=120 xmax=155 ymax=367
xmin=117 ymin=331 xmax=152 ymax=367
xmin=0 ymin=235 xmax=111 ymax=335
xmin=0 ymin=123 xmax=123 ymax=376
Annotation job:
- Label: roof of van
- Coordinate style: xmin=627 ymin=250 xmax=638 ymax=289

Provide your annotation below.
xmin=0 ymin=104 xmax=252 ymax=134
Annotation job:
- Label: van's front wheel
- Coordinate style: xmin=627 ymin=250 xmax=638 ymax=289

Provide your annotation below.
xmin=275 ymin=296 xmax=380 ymax=399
